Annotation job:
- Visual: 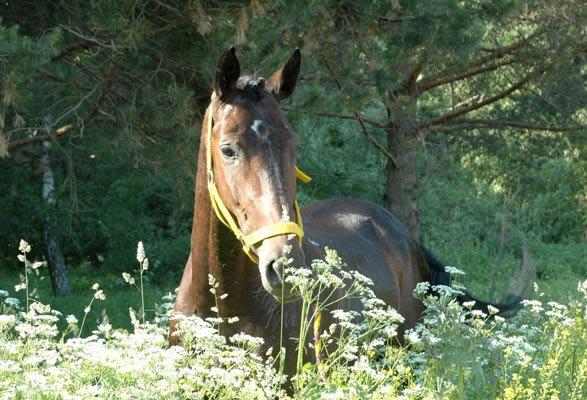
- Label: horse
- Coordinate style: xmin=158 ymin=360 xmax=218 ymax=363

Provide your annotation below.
xmin=169 ymin=48 xmax=521 ymax=376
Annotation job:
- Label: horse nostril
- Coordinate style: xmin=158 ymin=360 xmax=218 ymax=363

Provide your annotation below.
xmin=263 ymin=258 xmax=283 ymax=288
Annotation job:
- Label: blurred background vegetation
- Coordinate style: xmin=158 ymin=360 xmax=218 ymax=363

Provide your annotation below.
xmin=0 ymin=0 xmax=585 ymax=326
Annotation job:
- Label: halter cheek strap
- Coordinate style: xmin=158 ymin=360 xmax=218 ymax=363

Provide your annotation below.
xmin=206 ymin=109 xmax=310 ymax=264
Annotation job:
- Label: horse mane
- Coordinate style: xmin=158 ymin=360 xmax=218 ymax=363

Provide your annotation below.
xmin=220 ymin=75 xmax=268 ymax=103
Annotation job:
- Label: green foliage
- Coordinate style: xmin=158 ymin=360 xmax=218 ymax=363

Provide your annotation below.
xmin=0 ymin=0 xmax=584 ymax=295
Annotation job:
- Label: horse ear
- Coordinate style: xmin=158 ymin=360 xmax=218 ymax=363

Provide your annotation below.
xmin=267 ymin=49 xmax=301 ymax=101
xmin=214 ymin=47 xmax=240 ymax=99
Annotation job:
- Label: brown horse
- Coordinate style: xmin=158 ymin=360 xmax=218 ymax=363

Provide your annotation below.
xmin=170 ymin=48 xmax=520 ymax=375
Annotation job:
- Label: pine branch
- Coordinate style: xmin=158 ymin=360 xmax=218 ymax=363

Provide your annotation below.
xmin=428 ymin=118 xmax=584 ymax=132
xmin=418 ymin=57 xmax=516 ymax=93
xmin=38 ymin=69 xmax=93 ymax=91
xmin=297 ymin=110 xmax=387 ymax=129
xmin=322 ymin=55 xmax=399 ymax=169
xmin=418 ymin=28 xmax=546 ymax=92
xmin=8 ymin=54 xmax=126 ymax=154
xmin=469 ymin=28 xmax=545 ymax=68
xmin=7 ymin=124 xmax=75 ymax=151
xmin=418 ymin=66 xmax=550 ymax=129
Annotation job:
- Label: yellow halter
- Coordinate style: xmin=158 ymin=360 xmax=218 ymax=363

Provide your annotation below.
xmin=206 ymin=109 xmax=311 ymax=264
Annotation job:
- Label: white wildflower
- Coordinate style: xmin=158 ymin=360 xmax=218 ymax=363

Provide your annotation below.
xmin=136 ymin=241 xmax=145 ymax=263
xmin=230 ymin=333 xmax=264 ymax=348
xmin=208 ymin=273 xmax=219 ymax=288
xmin=84 ymin=306 xmax=91 ymax=314
xmin=91 ymin=283 xmax=99 ymax=290
xmin=129 ymin=307 xmax=139 ymax=328
xmin=219 ymin=293 xmax=228 ymax=300
xmin=547 ymin=301 xmax=567 ymax=312
xmin=97 ymin=322 xmax=112 ymax=335
xmin=210 ymin=306 xmax=218 ymax=313
xmin=19 ymin=239 xmax=31 ymax=253
xmin=494 ymin=315 xmax=506 ymax=324
xmin=521 ymin=299 xmax=543 ymax=313
xmin=362 ymin=297 xmax=386 ymax=309
xmin=331 ymin=309 xmax=353 ymax=322
xmin=351 ymin=270 xmax=373 ymax=286
xmin=142 ymin=258 xmax=149 ymax=271
xmin=471 ymin=309 xmax=487 ymax=319
xmin=406 ymin=330 xmax=421 ymax=345
xmin=463 ymin=301 xmax=476 ymax=309
xmin=413 ymin=281 xmax=430 ymax=296
xmin=66 ymin=314 xmax=78 ymax=324
xmin=329 ymin=323 xmax=337 ymax=334
xmin=14 ymin=283 xmax=26 ymax=292
xmin=94 ymin=290 xmax=106 ymax=301
xmin=122 ymin=272 xmax=135 ymax=285
xmin=4 ymin=297 xmax=20 ymax=307
xmin=0 ymin=315 xmax=16 ymax=325
xmin=445 ymin=266 xmax=466 ymax=275
xmin=227 ymin=316 xmax=239 ymax=324
xmin=487 ymin=305 xmax=500 ymax=315
xmin=0 ymin=290 xmax=8 ymax=297
xmin=426 ymin=334 xmax=441 ymax=345
xmin=32 ymin=261 xmax=44 ymax=269
xmin=17 ymin=254 xmax=25 ymax=262
xmin=321 ymin=387 xmax=347 ymax=399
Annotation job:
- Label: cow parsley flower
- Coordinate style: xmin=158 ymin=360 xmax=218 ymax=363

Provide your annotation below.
xmin=487 ymin=305 xmax=500 ymax=315
xmin=444 ymin=266 xmax=465 ymax=275
xmin=4 ymin=297 xmax=20 ymax=307
xmin=463 ymin=301 xmax=476 ymax=309
xmin=230 ymin=333 xmax=264 ymax=349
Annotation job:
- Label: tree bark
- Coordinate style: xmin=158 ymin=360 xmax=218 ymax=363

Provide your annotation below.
xmin=40 ymin=141 xmax=72 ymax=297
xmin=386 ymin=94 xmax=421 ymax=239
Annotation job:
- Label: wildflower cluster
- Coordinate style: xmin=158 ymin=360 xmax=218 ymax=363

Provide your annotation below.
xmin=286 ymin=248 xmax=409 ymax=398
xmin=171 ymin=313 xmax=285 ymax=399
xmin=1 ymin=241 xmax=284 ymax=400
xmin=14 ymin=240 xmax=45 ymax=312
xmin=121 ymin=241 xmax=150 ymax=324
xmin=401 ymin=273 xmax=587 ymax=399
xmin=1 ymin=240 xmax=585 ymax=399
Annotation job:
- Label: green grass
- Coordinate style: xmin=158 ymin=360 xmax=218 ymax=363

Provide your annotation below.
xmin=0 ymin=261 xmax=171 ymax=335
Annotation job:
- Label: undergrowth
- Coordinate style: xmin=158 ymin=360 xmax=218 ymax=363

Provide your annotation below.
xmin=0 ymin=240 xmax=585 ymax=399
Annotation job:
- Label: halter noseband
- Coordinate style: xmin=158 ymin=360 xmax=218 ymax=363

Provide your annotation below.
xmin=206 ymin=107 xmax=311 ymax=264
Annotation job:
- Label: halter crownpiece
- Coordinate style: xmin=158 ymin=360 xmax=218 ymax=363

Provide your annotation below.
xmin=206 ymin=108 xmax=311 ymax=264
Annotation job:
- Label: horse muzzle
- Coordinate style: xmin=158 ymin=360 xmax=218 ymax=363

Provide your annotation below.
xmin=257 ymin=236 xmax=305 ymax=302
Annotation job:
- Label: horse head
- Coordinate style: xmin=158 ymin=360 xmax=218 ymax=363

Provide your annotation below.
xmin=207 ymin=48 xmax=306 ymax=302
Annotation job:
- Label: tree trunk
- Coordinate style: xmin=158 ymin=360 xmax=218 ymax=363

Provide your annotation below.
xmin=40 ymin=141 xmax=72 ymax=297
xmin=386 ymin=94 xmax=421 ymax=240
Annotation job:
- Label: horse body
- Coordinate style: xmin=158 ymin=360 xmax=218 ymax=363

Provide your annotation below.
xmin=170 ymin=48 xmax=519 ymax=376
xmin=301 ymin=198 xmax=427 ymax=331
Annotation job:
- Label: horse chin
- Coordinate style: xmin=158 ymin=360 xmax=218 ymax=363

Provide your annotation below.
xmin=263 ymin=283 xmax=301 ymax=304
xmin=271 ymin=291 xmax=301 ymax=304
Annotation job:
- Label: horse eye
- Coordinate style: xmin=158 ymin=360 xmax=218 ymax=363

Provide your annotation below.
xmin=220 ymin=145 xmax=238 ymax=160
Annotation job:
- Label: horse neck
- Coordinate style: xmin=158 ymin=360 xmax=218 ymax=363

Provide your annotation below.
xmin=189 ymin=107 xmax=261 ymax=317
